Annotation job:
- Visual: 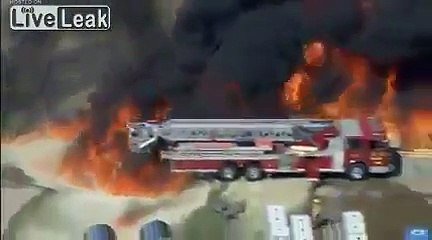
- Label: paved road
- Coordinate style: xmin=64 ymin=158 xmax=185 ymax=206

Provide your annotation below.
xmin=316 ymin=180 xmax=432 ymax=240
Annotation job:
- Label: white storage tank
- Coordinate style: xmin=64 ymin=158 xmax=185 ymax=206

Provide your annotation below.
xmin=341 ymin=211 xmax=368 ymax=240
xmin=289 ymin=214 xmax=314 ymax=240
xmin=266 ymin=205 xmax=290 ymax=240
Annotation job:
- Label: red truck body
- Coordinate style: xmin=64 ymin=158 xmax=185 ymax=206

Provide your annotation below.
xmin=127 ymin=117 xmax=400 ymax=181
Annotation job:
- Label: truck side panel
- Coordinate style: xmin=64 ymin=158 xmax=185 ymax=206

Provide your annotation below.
xmin=292 ymin=156 xmax=332 ymax=170
xmin=170 ymin=159 xmax=279 ymax=172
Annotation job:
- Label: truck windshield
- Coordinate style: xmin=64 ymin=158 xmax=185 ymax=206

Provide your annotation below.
xmin=347 ymin=138 xmax=361 ymax=149
xmin=370 ymin=140 xmax=387 ymax=149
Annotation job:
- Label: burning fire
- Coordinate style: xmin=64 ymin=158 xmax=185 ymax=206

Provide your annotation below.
xmin=284 ymin=72 xmax=304 ymax=110
xmin=284 ymin=41 xmax=432 ymax=150
xmin=304 ymin=41 xmax=325 ymax=66
xmin=47 ymin=100 xmax=191 ymax=197
xmin=400 ymin=110 xmax=432 ymax=149
xmin=284 ymin=41 xmax=325 ymax=110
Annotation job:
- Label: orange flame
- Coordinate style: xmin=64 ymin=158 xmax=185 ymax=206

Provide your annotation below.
xmin=284 ymin=72 xmax=304 ymax=110
xmin=304 ymin=41 xmax=325 ymax=66
xmin=45 ymin=112 xmax=90 ymax=141
xmin=284 ymin=41 xmax=324 ymax=111
xmin=337 ymin=55 xmax=371 ymax=117
xmin=283 ymin=41 xmax=432 ymax=149
xmin=400 ymin=110 xmax=432 ymax=149
xmin=48 ymin=100 xmax=191 ymax=197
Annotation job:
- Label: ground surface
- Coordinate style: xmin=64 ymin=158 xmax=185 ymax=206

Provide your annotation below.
xmin=1 ymin=137 xmax=432 ymax=240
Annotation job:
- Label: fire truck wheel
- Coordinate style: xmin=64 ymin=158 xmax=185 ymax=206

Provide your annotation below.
xmin=388 ymin=150 xmax=402 ymax=177
xmin=346 ymin=163 xmax=368 ymax=181
xmin=219 ymin=164 xmax=238 ymax=181
xmin=244 ymin=164 xmax=263 ymax=181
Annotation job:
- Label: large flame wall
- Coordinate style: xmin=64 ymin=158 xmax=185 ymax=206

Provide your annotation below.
xmin=284 ymin=41 xmax=431 ymax=149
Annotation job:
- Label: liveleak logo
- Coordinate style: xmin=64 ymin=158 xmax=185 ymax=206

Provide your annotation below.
xmin=10 ymin=5 xmax=110 ymax=31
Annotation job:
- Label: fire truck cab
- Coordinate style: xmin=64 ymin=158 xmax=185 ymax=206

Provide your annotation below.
xmin=127 ymin=117 xmax=401 ymax=181
xmin=285 ymin=118 xmax=397 ymax=181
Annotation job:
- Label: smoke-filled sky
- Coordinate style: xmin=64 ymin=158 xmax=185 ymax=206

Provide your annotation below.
xmin=172 ymin=0 xmax=432 ymax=116
xmin=2 ymin=0 xmax=431 ymax=136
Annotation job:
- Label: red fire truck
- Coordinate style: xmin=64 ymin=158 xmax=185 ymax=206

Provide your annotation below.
xmin=127 ymin=117 xmax=402 ymax=181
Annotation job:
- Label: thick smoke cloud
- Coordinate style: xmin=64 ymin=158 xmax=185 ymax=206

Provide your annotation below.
xmin=2 ymin=0 xmax=431 ymax=137
xmin=171 ymin=0 xmax=363 ymax=117
xmin=200 ymin=4 xmax=304 ymax=117
xmin=344 ymin=0 xmax=432 ymax=62
xmin=395 ymin=55 xmax=432 ymax=113
xmin=172 ymin=0 xmax=431 ymax=118
xmin=2 ymin=0 xmax=176 ymax=139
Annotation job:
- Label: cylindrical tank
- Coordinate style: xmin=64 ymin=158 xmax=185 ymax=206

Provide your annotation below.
xmin=84 ymin=224 xmax=117 ymax=240
xmin=140 ymin=220 xmax=172 ymax=240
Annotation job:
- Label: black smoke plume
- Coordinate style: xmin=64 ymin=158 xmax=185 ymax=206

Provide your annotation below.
xmin=2 ymin=0 xmax=431 ymax=139
xmin=170 ymin=0 xmax=431 ymax=118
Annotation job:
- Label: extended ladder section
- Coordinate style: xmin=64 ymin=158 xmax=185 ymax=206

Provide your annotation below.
xmin=127 ymin=118 xmax=336 ymax=152
xmin=127 ymin=122 xmax=159 ymax=152
xmin=158 ymin=119 xmax=335 ymax=142
xmin=161 ymin=142 xmax=279 ymax=160
xmin=161 ymin=151 xmax=279 ymax=160
xmin=171 ymin=142 xmax=273 ymax=152
xmin=341 ymin=211 xmax=368 ymax=240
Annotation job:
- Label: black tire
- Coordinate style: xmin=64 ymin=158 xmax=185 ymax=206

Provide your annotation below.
xmin=387 ymin=149 xmax=403 ymax=177
xmin=244 ymin=164 xmax=264 ymax=182
xmin=218 ymin=164 xmax=238 ymax=181
xmin=346 ymin=163 xmax=368 ymax=181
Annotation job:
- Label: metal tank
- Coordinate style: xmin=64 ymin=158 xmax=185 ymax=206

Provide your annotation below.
xmin=139 ymin=220 xmax=172 ymax=240
xmin=84 ymin=224 xmax=117 ymax=240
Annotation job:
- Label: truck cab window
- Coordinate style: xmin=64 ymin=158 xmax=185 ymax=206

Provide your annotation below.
xmin=347 ymin=138 xmax=361 ymax=149
xmin=369 ymin=140 xmax=387 ymax=149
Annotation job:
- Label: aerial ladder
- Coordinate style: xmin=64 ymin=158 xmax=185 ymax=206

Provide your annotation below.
xmin=127 ymin=118 xmax=338 ymax=153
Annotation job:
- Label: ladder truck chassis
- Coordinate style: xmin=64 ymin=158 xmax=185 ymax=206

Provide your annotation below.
xmin=127 ymin=118 xmax=402 ymax=182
